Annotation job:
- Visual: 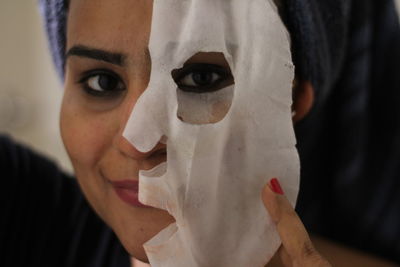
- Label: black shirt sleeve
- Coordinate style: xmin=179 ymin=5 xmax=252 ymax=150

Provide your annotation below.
xmin=0 ymin=135 xmax=130 ymax=267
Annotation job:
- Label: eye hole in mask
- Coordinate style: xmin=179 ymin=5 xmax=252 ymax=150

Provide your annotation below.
xmin=171 ymin=52 xmax=235 ymax=125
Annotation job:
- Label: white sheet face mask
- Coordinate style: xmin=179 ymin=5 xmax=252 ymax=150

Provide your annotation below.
xmin=123 ymin=0 xmax=300 ymax=266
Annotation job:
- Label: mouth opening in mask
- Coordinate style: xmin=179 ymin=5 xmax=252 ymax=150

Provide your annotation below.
xmin=171 ymin=52 xmax=235 ymax=125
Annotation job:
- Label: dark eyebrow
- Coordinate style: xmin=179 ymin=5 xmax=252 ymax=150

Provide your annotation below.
xmin=65 ymin=45 xmax=126 ymax=66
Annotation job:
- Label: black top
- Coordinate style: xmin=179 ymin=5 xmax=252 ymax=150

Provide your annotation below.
xmin=294 ymin=1 xmax=400 ymax=264
xmin=0 ymin=135 xmax=130 ymax=267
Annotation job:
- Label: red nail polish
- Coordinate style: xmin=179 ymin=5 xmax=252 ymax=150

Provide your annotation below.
xmin=270 ymin=178 xmax=284 ymax=195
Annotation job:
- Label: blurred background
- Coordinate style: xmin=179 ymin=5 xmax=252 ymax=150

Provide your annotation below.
xmin=0 ymin=1 xmax=68 ymax=171
xmin=1 ymin=0 xmax=400 ymax=174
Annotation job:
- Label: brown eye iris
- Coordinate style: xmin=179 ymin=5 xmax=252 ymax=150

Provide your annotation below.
xmin=172 ymin=63 xmax=232 ymax=93
xmin=88 ymin=74 xmax=120 ymax=92
xmin=98 ymin=75 xmax=118 ymax=90
xmin=191 ymin=71 xmax=216 ymax=86
xmin=79 ymin=70 xmax=126 ymax=97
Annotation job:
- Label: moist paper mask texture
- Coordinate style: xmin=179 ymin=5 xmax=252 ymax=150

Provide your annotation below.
xmin=123 ymin=0 xmax=300 ymax=266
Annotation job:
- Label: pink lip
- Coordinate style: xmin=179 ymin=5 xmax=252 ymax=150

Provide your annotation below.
xmin=110 ymin=180 xmax=151 ymax=208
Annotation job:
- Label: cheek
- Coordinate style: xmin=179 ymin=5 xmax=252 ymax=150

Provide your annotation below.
xmin=60 ymin=92 xmax=115 ymax=170
xmin=176 ymin=86 xmax=234 ymax=125
xmin=59 ymin=91 xmax=120 ymax=224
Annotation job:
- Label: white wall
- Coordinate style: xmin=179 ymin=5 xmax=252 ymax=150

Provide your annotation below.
xmin=397 ymin=0 xmax=400 ymax=16
xmin=0 ymin=1 xmax=71 ymax=172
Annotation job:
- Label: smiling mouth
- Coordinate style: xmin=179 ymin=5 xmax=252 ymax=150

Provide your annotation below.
xmin=110 ymin=180 xmax=152 ymax=208
xmin=102 ymin=146 xmax=167 ymax=208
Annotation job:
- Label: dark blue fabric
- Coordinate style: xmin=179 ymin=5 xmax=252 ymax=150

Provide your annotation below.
xmin=0 ymin=135 xmax=130 ymax=267
xmin=38 ymin=0 xmax=68 ymax=79
xmin=38 ymin=0 xmax=400 ymax=263
xmin=291 ymin=0 xmax=400 ymax=263
xmin=282 ymin=0 xmax=352 ymax=105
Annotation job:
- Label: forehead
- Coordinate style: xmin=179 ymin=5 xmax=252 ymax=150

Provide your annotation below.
xmin=67 ymin=0 xmax=153 ymax=52
xmin=66 ymin=0 xmax=286 ymax=62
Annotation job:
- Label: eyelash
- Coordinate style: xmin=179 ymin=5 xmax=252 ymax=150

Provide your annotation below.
xmin=77 ymin=69 xmax=126 ymax=97
xmin=173 ymin=63 xmax=233 ymax=93
xmin=77 ymin=64 xmax=232 ymax=97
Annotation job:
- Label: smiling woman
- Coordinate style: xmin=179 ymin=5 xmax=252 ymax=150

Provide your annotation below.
xmin=56 ymin=0 xmax=392 ymax=265
xmin=60 ymin=0 xmax=305 ymax=264
xmin=1 ymin=0 xmax=400 ymax=266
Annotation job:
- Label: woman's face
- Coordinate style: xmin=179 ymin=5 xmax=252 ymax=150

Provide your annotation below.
xmin=62 ymin=0 xmax=165 ymax=262
xmin=61 ymin=0 xmax=231 ymax=262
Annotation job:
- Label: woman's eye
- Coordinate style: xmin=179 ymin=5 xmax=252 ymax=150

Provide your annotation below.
xmin=79 ymin=71 xmax=126 ymax=97
xmin=180 ymin=71 xmax=221 ymax=87
xmin=172 ymin=64 xmax=233 ymax=93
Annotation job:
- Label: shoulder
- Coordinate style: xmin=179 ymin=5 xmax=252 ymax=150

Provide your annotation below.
xmin=0 ymin=134 xmax=75 ymax=194
xmin=0 ymin=134 xmax=130 ymax=266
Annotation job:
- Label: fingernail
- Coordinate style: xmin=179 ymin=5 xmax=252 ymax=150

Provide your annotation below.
xmin=270 ymin=178 xmax=284 ymax=195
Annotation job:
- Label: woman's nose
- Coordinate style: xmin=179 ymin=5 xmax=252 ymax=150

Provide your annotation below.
xmin=114 ymin=89 xmax=166 ymax=160
xmin=118 ymin=136 xmax=166 ymax=160
xmin=114 ymin=49 xmax=167 ymax=159
xmin=116 ymin=104 xmax=154 ymax=160
xmin=118 ymin=136 xmax=148 ymax=159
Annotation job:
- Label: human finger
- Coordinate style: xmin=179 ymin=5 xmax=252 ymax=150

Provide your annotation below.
xmin=262 ymin=178 xmax=331 ymax=267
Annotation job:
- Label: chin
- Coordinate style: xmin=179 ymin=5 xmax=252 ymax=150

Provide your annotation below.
xmin=103 ymin=200 xmax=174 ymax=263
xmin=73 ymin=169 xmax=174 ymax=263
xmin=119 ymin=236 xmax=149 ymax=263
